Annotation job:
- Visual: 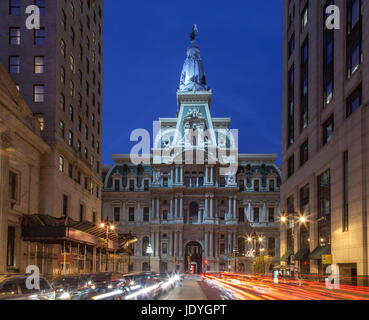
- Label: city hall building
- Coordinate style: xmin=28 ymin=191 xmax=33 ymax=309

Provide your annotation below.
xmin=102 ymin=28 xmax=281 ymax=274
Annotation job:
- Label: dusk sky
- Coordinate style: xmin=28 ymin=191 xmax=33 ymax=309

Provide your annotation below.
xmin=102 ymin=0 xmax=283 ymax=165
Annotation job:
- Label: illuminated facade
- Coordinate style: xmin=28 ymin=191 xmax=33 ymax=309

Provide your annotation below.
xmin=102 ymin=28 xmax=281 ymax=274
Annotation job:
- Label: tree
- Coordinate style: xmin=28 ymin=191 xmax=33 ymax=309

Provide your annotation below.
xmin=253 ymin=256 xmax=273 ymax=275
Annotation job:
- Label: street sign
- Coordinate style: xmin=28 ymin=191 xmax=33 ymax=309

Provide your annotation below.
xmin=322 ymin=254 xmax=333 ymax=265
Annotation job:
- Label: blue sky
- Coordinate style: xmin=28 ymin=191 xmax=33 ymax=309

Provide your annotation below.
xmin=102 ymin=0 xmax=283 ymax=165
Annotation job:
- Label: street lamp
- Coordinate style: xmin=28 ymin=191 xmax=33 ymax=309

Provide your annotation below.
xmin=146 ymin=244 xmax=153 ymax=271
xmin=247 ymin=231 xmax=264 ymax=258
xmin=100 ymin=218 xmax=116 ymax=272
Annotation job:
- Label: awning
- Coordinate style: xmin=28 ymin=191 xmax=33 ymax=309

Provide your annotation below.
xmin=309 ymin=245 xmax=331 ymax=260
xmin=280 ymin=250 xmax=293 ymax=262
xmin=21 ymin=214 xmax=137 ymax=251
xmin=294 ymin=248 xmax=310 ymax=261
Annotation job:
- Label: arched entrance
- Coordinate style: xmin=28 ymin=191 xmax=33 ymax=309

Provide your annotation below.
xmin=185 ymin=241 xmax=203 ymax=274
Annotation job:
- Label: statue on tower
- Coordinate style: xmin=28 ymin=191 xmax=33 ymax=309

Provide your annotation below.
xmin=190 ymin=24 xmax=199 ymax=41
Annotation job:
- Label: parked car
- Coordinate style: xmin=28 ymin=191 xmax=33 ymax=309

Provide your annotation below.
xmin=0 ymin=274 xmax=55 ymax=300
xmin=87 ymin=272 xmax=128 ymax=300
xmin=51 ymin=275 xmax=91 ymax=300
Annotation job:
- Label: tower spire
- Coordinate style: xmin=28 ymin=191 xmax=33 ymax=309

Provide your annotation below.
xmin=178 ymin=25 xmax=209 ymax=92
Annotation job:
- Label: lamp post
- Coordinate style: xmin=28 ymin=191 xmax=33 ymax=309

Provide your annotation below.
xmin=146 ymin=244 xmax=153 ymax=271
xmin=100 ymin=219 xmax=116 ymax=272
xmin=233 ymin=247 xmax=239 ymax=272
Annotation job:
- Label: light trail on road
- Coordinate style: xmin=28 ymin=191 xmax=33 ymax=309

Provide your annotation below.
xmin=202 ymin=273 xmax=369 ymax=300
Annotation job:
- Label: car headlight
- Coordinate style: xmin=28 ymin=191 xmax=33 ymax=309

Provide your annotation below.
xmin=59 ymin=292 xmax=71 ymax=300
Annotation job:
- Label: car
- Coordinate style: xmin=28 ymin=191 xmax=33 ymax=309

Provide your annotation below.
xmin=87 ymin=272 xmax=128 ymax=300
xmin=0 ymin=274 xmax=55 ymax=300
xmin=51 ymin=275 xmax=91 ymax=300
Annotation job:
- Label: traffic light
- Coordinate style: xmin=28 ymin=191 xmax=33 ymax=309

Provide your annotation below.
xmin=204 ymin=259 xmax=208 ymax=265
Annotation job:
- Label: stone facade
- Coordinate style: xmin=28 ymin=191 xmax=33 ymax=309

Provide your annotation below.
xmin=0 ymin=64 xmax=50 ymax=273
xmin=102 ymin=32 xmax=281 ymax=274
xmin=281 ymin=0 xmax=369 ymax=281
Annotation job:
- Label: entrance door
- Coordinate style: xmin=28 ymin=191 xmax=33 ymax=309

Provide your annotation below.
xmin=185 ymin=242 xmax=203 ymax=274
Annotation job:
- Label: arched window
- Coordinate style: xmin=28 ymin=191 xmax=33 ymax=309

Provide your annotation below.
xmin=189 ymin=202 xmax=199 ymax=224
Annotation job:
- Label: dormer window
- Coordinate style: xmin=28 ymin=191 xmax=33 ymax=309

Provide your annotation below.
xmin=114 ymin=180 xmax=120 ymax=191
xmin=144 ymin=180 xmax=149 ymax=191
xmin=269 ymin=180 xmax=275 ymax=192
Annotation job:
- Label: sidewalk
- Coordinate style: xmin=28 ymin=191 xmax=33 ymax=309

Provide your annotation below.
xmin=162 ymin=279 xmax=207 ymax=300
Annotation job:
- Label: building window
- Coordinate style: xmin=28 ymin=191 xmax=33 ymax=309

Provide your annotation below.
xmin=346 ymin=85 xmax=362 ymax=117
xmin=61 ymin=67 xmax=65 ymax=84
xmin=8 ymin=56 xmax=20 ymax=74
xmin=59 ymin=120 xmax=65 ymax=138
xmin=288 ymin=155 xmax=295 ymax=178
xmin=33 ymin=85 xmax=45 ymax=102
xmin=143 ymin=208 xmax=150 ymax=222
xmin=79 ymin=204 xmax=84 ymax=222
xmin=253 ymin=208 xmax=260 ymax=223
xmin=35 ymin=0 xmax=45 ymax=15
xmin=323 ymin=0 xmax=334 ymax=106
xmin=300 ymin=184 xmax=310 ymax=216
xmin=287 ymin=65 xmax=294 ymax=146
xmin=162 ymin=210 xmax=168 ymax=221
xmin=34 ymin=56 xmax=45 ymax=74
xmin=142 ymin=237 xmax=149 ymax=256
xmin=70 ymin=55 xmax=75 ymax=72
xmin=268 ymin=208 xmax=275 ymax=223
xmin=129 ymin=208 xmax=135 ymax=222
xmin=58 ymin=156 xmax=64 ymax=172
xmin=92 ymin=211 xmax=96 ymax=224
xmin=7 ymin=226 xmax=16 ymax=268
xmin=9 ymin=0 xmax=20 ymax=15
xmin=300 ymin=140 xmax=309 ymax=167
xmin=300 ymin=37 xmax=309 ymax=131
xmin=69 ymin=105 xmax=74 ymax=122
xmin=61 ymin=10 xmax=66 ymax=30
xmin=318 ymin=170 xmax=331 ymax=218
xmin=254 ymin=180 xmax=260 ymax=192
xmin=34 ymin=28 xmax=45 ymax=46
xmin=162 ymin=243 xmax=168 ymax=255
xmin=70 ymin=27 xmax=75 ymax=45
xmin=343 ymin=151 xmax=349 ymax=232
xmin=77 ymin=140 xmax=81 ymax=153
xmin=347 ymin=0 xmax=362 ymax=78
xmin=114 ymin=207 xmax=120 ymax=222
xmin=68 ymin=131 xmax=73 ymax=146
xmin=35 ymin=114 xmax=44 ymax=131
xmin=238 ymin=208 xmax=244 ymax=223
xmin=9 ymin=27 xmax=20 ymax=45
xmin=70 ymin=80 xmax=75 ymax=97
xmin=9 ymin=171 xmax=18 ymax=202
xmin=323 ymin=115 xmax=334 ymax=146
xmin=114 ymin=179 xmax=119 ymax=191
xmin=129 ymin=180 xmax=135 ymax=192
xmin=62 ymin=195 xmax=68 ymax=217
xmin=60 ymin=39 xmax=66 ymax=57
xmin=144 ymin=179 xmax=149 ymax=191
xmin=301 ymin=2 xmax=308 ymax=32
xmin=269 ymin=180 xmax=275 ymax=192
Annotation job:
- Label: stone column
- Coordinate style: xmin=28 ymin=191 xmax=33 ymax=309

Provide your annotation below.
xmin=228 ymin=232 xmax=232 ymax=253
xmin=156 ymin=198 xmax=160 ymax=221
xmin=121 ymin=201 xmax=126 ymax=223
xmin=210 ymin=196 xmax=213 ymax=219
xmin=233 ymin=198 xmax=237 ymax=220
xmin=174 ymin=231 xmax=178 ymax=257
xmin=204 ymin=196 xmax=208 ymax=219
xmin=155 ymin=232 xmax=160 ymax=257
xmin=175 ymin=167 xmax=178 ymax=184
xmin=204 ymin=232 xmax=209 ymax=258
xmin=170 ymin=198 xmax=173 ymax=218
xmin=228 ymin=197 xmax=232 ymax=220
xmin=263 ymin=202 xmax=267 ymax=223
xmin=169 ymin=232 xmax=173 ymax=256
xmin=170 ymin=168 xmax=173 ymax=186
xmin=210 ymin=167 xmax=214 ymax=185
xmin=137 ymin=201 xmax=141 ymax=222
xmin=205 ymin=167 xmax=208 ymax=184
xmin=93 ymin=247 xmax=97 ymax=273
xmin=180 ymin=196 xmax=183 ymax=219
xmin=174 ymin=196 xmax=178 ymax=218
xmin=247 ymin=202 xmax=251 ymax=222
xmin=179 ymin=231 xmax=183 ymax=257
xmin=151 ymin=199 xmax=155 ymax=219
xmin=209 ymin=232 xmax=214 ymax=258
xmin=180 ymin=167 xmax=183 ymax=184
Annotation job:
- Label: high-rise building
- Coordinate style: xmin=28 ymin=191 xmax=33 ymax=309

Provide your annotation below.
xmin=0 ymin=0 xmax=104 ymax=223
xmin=102 ymin=27 xmax=281 ymax=274
xmin=281 ymin=0 xmax=369 ymax=284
